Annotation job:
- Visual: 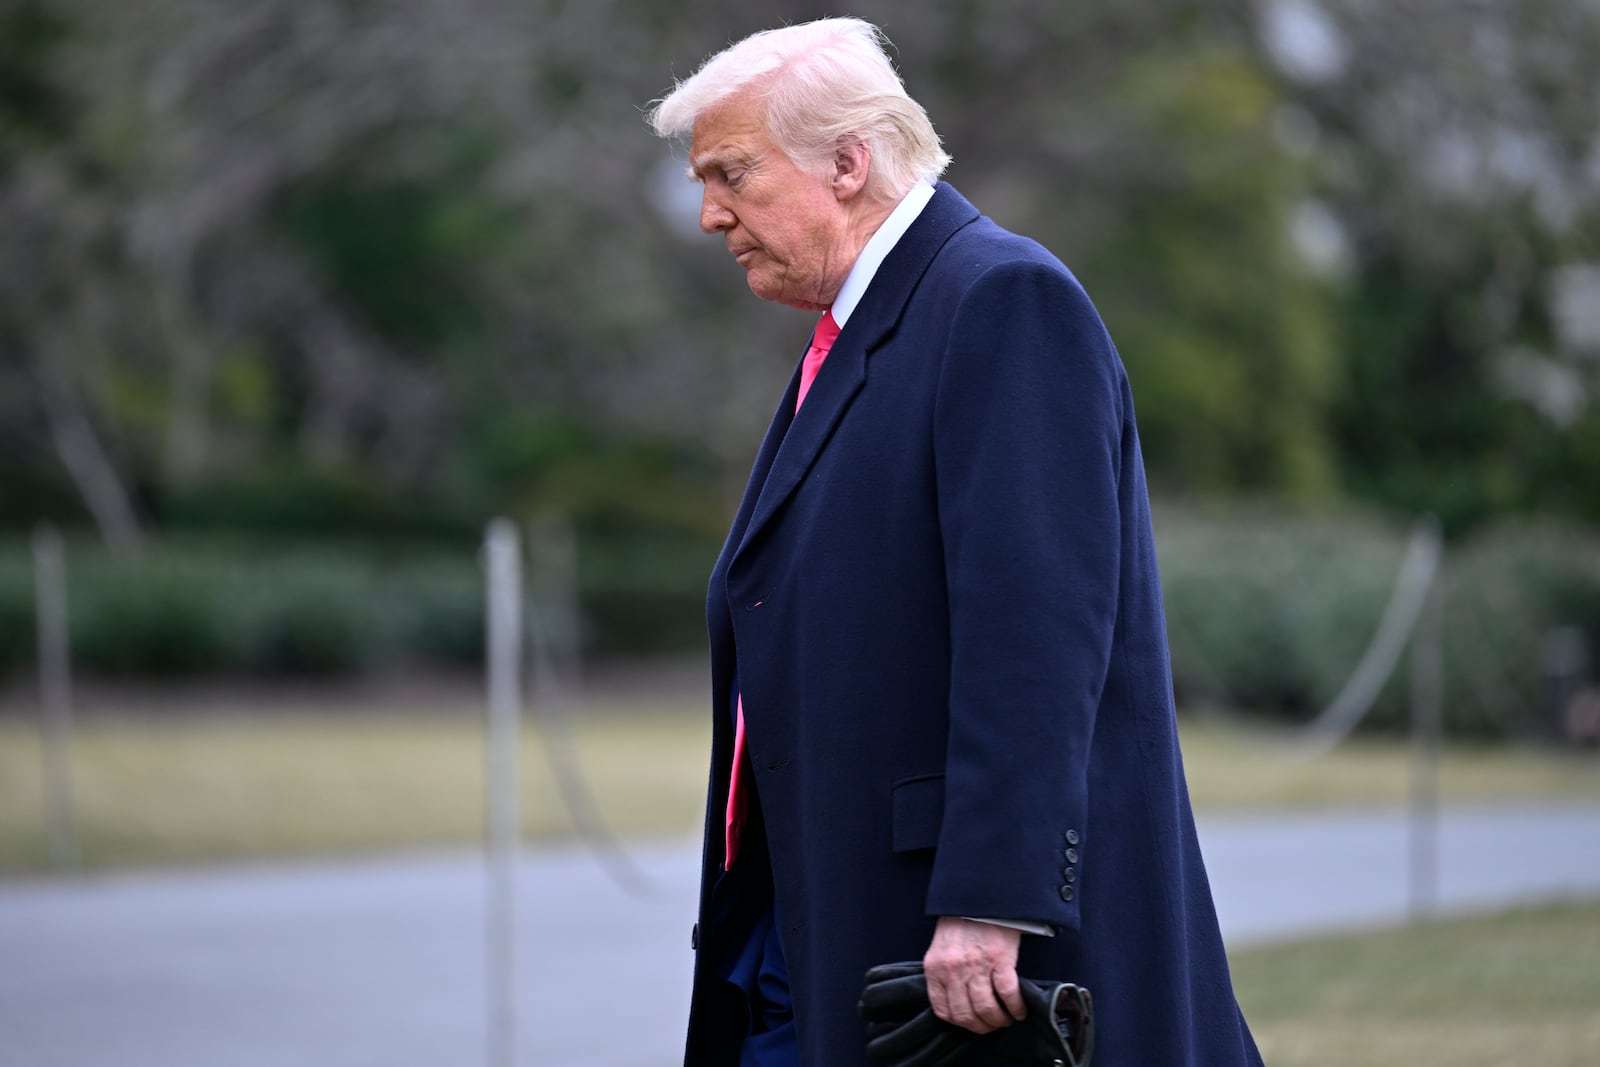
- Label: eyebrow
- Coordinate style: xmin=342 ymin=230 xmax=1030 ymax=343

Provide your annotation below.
xmin=686 ymin=154 xmax=724 ymax=183
xmin=688 ymin=149 xmax=754 ymax=183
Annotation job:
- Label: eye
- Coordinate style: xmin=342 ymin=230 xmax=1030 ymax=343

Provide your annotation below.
xmin=725 ymin=168 xmax=747 ymax=188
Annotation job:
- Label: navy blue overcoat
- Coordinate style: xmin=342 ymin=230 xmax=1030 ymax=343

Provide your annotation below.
xmin=684 ymin=183 xmax=1263 ymax=1067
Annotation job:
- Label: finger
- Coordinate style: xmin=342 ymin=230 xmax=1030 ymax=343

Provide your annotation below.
xmin=926 ymin=953 xmax=990 ymax=1034
xmin=860 ymin=973 xmax=930 ymax=1020
xmin=992 ymin=964 xmax=1026 ymax=1023
xmin=863 ymin=971 xmax=928 ymax=1007
xmin=943 ymin=972 xmax=995 ymax=1035
xmin=867 ymin=1019 xmax=933 ymax=1045
xmin=924 ymin=967 xmax=954 ymax=1028
xmin=865 ymin=961 xmax=926 ymax=983
xmin=965 ymin=970 xmax=1010 ymax=1032
xmin=865 ymin=1008 xmax=946 ymax=1058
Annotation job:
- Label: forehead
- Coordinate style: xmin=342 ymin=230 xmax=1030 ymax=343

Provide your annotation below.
xmin=688 ymin=95 xmax=777 ymax=174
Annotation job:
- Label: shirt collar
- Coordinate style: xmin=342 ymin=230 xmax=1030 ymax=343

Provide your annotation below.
xmin=830 ymin=181 xmax=936 ymax=328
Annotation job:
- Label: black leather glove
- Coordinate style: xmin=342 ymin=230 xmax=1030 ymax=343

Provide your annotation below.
xmin=859 ymin=962 xmax=971 ymax=1067
xmin=859 ymin=961 xmax=1094 ymax=1067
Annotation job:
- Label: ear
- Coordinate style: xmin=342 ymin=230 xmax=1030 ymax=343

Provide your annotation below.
xmin=830 ymin=134 xmax=870 ymax=202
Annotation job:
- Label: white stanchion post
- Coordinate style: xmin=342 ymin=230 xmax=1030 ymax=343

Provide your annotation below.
xmin=33 ymin=524 xmax=78 ymax=869
xmin=484 ymin=519 xmax=523 ymax=1067
xmin=1408 ymin=517 xmax=1443 ymax=921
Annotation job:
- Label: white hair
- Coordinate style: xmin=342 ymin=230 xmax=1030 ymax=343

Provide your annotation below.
xmin=647 ymin=18 xmax=951 ymax=203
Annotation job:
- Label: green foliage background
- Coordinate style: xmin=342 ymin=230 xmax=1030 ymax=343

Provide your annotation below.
xmin=1 ymin=0 xmax=1598 ymax=731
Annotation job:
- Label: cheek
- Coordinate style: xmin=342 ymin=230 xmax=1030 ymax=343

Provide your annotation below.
xmin=767 ymin=222 xmax=815 ymax=272
xmin=750 ymin=217 xmax=787 ymax=260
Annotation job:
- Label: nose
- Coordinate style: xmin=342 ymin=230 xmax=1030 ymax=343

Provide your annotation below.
xmin=700 ymin=186 xmax=734 ymax=234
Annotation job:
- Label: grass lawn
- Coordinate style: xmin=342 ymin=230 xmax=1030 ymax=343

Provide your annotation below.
xmin=1 ymin=697 xmax=1597 ymax=872
xmin=1233 ymin=900 xmax=1600 ymax=1067
xmin=1178 ymin=717 xmax=1600 ymax=809
xmin=0 ymin=697 xmax=711 ymax=873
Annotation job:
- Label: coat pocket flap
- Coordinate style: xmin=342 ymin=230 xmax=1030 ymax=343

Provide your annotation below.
xmin=891 ymin=773 xmax=945 ymax=853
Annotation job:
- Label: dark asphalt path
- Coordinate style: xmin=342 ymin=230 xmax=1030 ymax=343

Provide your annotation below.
xmin=3 ymin=803 xmax=1598 ymax=1067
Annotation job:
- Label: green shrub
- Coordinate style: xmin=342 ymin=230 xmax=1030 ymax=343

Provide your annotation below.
xmin=0 ymin=529 xmax=716 ymax=681
xmin=0 ymin=512 xmax=1592 ymax=742
xmin=156 ymin=461 xmax=477 ymax=542
xmin=1438 ymin=523 xmax=1600 ymax=738
xmin=578 ymin=529 xmax=714 ymax=655
xmin=0 ymin=554 xmax=35 ymax=677
xmin=1158 ymin=508 xmax=1600 ymax=739
xmin=1158 ymin=507 xmax=1408 ymax=719
xmin=224 ymin=554 xmax=386 ymax=674
xmin=387 ymin=561 xmax=485 ymax=668
xmin=69 ymin=552 xmax=236 ymax=675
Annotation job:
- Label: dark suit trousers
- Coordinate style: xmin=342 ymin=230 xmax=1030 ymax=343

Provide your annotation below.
xmin=709 ymin=681 xmax=798 ymax=1067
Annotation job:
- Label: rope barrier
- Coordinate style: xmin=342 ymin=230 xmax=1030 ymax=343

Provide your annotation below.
xmin=524 ymin=515 xmax=658 ymax=898
xmin=1276 ymin=516 xmax=1443 ymax=761
xmin=1173 ymin=516 xmax=1445 ymax=760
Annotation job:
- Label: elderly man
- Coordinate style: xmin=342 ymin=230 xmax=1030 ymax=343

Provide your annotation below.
xmin=648 ymin=18 xmax=1262 ymax=1067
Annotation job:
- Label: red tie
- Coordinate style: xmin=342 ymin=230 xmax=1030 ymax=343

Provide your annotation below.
xmin=724 ymin=310 xmax=841 ymax=869
xmin=795 ymin=309 xmax=842 ymax=410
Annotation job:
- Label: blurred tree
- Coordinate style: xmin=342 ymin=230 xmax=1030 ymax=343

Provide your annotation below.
xmin=1075 ymin=43 xmax=1339 ymax=498
xmin=1265 ymin=0 xmax=1600 ymax=529
xmin=0 ymin=0 xmax=1595 ymax=556
xmin=0 ymin=0 xmax=147 ymax=552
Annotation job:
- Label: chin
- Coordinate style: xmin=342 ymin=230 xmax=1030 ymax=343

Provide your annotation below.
xmin=747 ymin=274 xmax=824 ymax=311
xmin=746 ymin=273 xmax=784 ymax=305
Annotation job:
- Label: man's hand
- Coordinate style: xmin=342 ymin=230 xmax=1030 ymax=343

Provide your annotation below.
xmin=922 ymin=915 xmax=1026 ymax=1035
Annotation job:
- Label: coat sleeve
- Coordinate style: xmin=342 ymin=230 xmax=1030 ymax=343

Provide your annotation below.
xmin=925 ymin=256 xmax=1125 ymax=933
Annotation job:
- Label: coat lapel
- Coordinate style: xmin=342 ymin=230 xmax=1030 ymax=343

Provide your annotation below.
xmin=712 ymin=360 xmax=801 ymax=592
xmin=732 ymin=183 xmax=981 ymax=562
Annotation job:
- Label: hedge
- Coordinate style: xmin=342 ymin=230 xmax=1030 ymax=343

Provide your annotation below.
xmin=1157 ymin=509 xmax=1600 ymax=738
xmin=1 ymin=510 xmax=1596 ymax=739
xmin=0 ymin=530 xmax=713 ymax=680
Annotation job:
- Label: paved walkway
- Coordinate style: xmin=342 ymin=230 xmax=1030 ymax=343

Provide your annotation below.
xmin=3 ymin=803 xmax=1599 ymax=1067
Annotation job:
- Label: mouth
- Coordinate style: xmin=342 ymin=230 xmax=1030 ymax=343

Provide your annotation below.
xmin=731 ymin=246 xmax=756 ymax=264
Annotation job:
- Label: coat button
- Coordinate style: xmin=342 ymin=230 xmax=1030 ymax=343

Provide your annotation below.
xmin=1060 ymin=885 xmax=1075 ymax=902
xmin=691 ymin=922 xmax=699 ymax=950
xmin=1065 ymin=829 xmax=1080 ymax=846
xmin=1065 ymin=847 xmax=1079 ymax=864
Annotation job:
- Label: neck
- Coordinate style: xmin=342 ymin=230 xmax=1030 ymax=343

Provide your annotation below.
xmin=807 ymin=196 xmax=898 ymax=311
xmin=840 ymin=196 xmax=897 ymax=269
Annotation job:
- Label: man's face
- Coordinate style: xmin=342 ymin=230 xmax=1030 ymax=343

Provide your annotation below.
xmin=688 ymin=96 xmax=852 ymax=311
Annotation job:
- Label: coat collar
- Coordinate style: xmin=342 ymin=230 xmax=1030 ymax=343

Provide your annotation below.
xmin=729 ymin=183 xmax=981 ymax=565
